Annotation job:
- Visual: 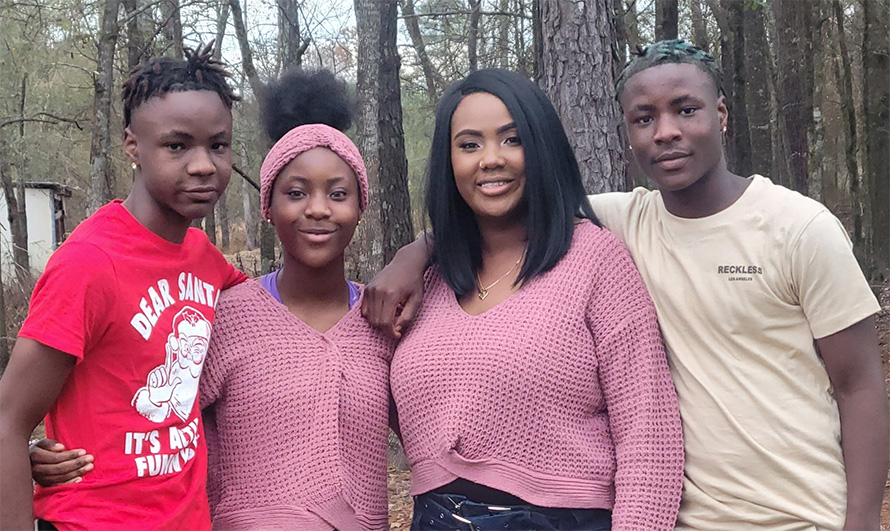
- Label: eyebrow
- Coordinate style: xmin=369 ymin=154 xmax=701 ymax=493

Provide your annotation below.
xmin=669 ymin=94 xmax=704 ymax=106
xmin=158 ymin=130 xmax=231 ymax=141
xmin=453 ymin=122 xmax=518 ymax=139
xmin=281 ymin=175 xmax=350 ymax=184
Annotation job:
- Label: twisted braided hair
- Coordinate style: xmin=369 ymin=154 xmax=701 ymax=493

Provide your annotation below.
xmin=615 ymin=39 xmax=723 ymax=106
xmin=121 ymin=42 xmax=240 ymax=127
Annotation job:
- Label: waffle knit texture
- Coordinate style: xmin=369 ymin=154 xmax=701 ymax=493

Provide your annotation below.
xmin=199 ymin=280 xmax=395 ymax=530
xmin=260 ymin=123 xmax=368 ymax=220
xmin=390 ymin=221 xmax=684 ymax=531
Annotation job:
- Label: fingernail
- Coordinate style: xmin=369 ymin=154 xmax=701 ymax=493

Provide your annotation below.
xmin=84 ymin=455 xmax=94 ymax=463
xmin=76 ymin=450 xmax=86 ymax=456
xmin=73 ymin=477 xmax=82 ymax=483
xmin=84 ymin=463 xmax=94 ymax=471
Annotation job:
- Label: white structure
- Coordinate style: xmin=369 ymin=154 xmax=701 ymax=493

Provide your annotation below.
xmin=0 ymin=182 xmax=71 ymax=281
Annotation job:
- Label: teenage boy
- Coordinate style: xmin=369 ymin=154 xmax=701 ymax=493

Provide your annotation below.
xmin=0 ymin=45 xmax=246 ymax=530
xmin=362 ymin=40 xmax=888 ymax=530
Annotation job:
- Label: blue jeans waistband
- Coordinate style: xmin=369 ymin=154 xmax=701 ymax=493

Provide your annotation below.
xmin=411 ymin=491 xmax=611 ymax=530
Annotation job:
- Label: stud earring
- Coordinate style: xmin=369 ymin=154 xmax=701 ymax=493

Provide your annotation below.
xmin=131 ymin=162 xmax=137 ymax=170
xmin=479 ymin=160 xmax=485 ymax=169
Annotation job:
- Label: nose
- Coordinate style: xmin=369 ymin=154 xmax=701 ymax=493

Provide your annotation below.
xmin=478 ymin=143 xmax=505 ymax=170
xmin=653 ymin=115 xmax=682 ymax=144
xmin=187 ymin=148 xmax=216 ymax=176
xmin=304 ymin=192 xmax=332 ymax=219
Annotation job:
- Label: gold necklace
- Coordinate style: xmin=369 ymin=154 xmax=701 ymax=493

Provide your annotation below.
xmin=477 ymin=249 xmax=527 ymax=300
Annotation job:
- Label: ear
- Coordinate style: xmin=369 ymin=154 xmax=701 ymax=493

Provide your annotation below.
xmin=716 ymin=96 xmax=728 ymax=131
xmin=124 ymin=126 xmax=138 ymax=166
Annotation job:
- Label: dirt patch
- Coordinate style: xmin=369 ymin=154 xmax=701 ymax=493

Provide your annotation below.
xmin=388 ymin=468 xmax=412 ymax=529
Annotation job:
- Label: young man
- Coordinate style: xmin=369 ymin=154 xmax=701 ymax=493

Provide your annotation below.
xmin=0 ymin=45 xmax=246 ymax=530
xmin=362 ymin=40 xmax=888 ymax=530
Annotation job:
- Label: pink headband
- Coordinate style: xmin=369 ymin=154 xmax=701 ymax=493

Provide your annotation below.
xmin=260 ymin=123 xmax=369 ymax=220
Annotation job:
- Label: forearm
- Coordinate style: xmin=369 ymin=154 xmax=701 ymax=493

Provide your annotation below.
xmin=836 ymin=385 xmax=889 ymax=530
xmin=0 ymin=424 xmax=38 ymax=530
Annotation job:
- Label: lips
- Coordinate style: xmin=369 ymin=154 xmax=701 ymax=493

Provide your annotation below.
xmin=299 ymin=227 xmax=337 ymax=244
xmin=183 ymin=187 xmax=219 ymax=202
xmin=654 ymin=151 xmax=691 ymax=171
xmin=476 ymin=177 xmax=516 ymax=196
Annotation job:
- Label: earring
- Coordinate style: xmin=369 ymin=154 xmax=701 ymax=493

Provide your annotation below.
xmin=479 ymin=160 xmax=485 ymax=169
xmin=131 ymin=162 xmax=137 ymax=170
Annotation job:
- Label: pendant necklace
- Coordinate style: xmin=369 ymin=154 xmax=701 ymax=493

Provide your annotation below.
xmin=477 ymin=248 xmax=527 ymax=300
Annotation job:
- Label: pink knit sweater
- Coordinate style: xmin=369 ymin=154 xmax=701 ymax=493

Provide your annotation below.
xmin=199 ymin=280 xmax=395 ymax=530
xmin=391 ymin=221 xmax=684 ymax=530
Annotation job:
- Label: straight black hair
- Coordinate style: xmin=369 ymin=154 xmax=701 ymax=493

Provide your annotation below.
xmin=425 ymin=68 xmax=600 ymax=298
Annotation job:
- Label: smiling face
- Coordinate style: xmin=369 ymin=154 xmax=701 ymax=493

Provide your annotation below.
xmin=450 ymin=92 xmax=526 ymax=224
xmin=124 ymin=90 xmax=233 ymax=231
xmin=621 ymin=63 xmax=727 ymax=193
xmin=269 ymin=147 xmax=361 ymax=271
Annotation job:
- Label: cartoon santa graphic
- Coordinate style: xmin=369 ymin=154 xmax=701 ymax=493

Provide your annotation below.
xmin=132 ymin=306 xmax=211 ymax=423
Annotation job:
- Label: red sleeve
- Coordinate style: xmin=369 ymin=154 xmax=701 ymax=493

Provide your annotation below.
xmin=222 ymin=261 xmax=249 ymax=289
xmin=17 ymin=242 xmax=116 ymax=361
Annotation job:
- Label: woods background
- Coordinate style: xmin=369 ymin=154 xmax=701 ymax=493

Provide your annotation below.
xmin=0 ymin=0 xmax=888 ymax=368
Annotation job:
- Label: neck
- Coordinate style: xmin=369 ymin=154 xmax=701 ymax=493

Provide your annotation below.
xmin=476 ymin=215 xmax=527 ymax=259
xmin=123 ymin=182 xmax=190 ymax=243
xmin=277 ymin=254 xmax=349 ymax=308
xmin=659 ymin=161 xmax=750 ymax=218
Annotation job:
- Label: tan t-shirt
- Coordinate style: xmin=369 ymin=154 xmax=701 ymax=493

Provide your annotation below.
xmin=589 ymin=175 xmax=880 ymax=530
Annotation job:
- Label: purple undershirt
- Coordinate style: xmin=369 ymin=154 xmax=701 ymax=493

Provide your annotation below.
xmin=259 ymin=269 xmax=360 ymax=309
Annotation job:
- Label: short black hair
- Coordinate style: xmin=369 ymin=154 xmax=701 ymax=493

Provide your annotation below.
xmin=426 ymin=68 xmax=599 ymax=298
xmin=121 ymin=42 xmax=239 ymax=128
xmin=616 ymin=39 xmax=723 ymax=105
xmin=260 ymin=68 xmax=353 ymax=144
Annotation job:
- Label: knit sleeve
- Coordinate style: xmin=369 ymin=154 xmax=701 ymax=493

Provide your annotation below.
xmin=199 ymin=287 xmax=244 ymax=409
xmin=585 ymin=232 xmax=684 ymax=531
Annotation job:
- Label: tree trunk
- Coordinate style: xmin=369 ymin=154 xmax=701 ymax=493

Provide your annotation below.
xmin=242 ymin=177 xmax=257 ymax=250
xmin=399 ymin=0 xmax=443 ymax=103
xmin=722 ymin=0 xmax=752 ymax=177
xmin=807 ymin=1 xmax=826 ymax=202
xmin=468 ymin=0 xmax=482 ymax=72
xmin=832 ymin=0 xmax=862 ymax=251
xmin=349 ymin=0 xmax=385 ymax=282
xmin=689 ymin=0 xmax=710 ymax=52
xmin=863 ymin=0 xmax=889 ymax=279
xmin=160 ymin=0 xmax=183 ymax=58
xmin=218 ymin=188 xmax=230 ymax=250
xmin=122 ymin=0 xmax=147 ymax=70
xmin=88 ymin=0 xmax=121 ymax=213
xmin=0 ymin=141 xmax=29 ymax=285
xmin=230 ymin=0 xmax=262 ymax=95
xmin=278 ymin=0 xmax=310 ymax=70
xmin=656 ymin=0 xmax=679 ymax=40
xmin=378 ymin=0 xmax=414 ymax=264
xmin=772 ymin=0 xmax=811 ymax=195
xmin=538 ymin=0 xmax=626 ymax=193
xmin=743 ymin=1 xmax=773 ymax=177
xmin=214 ymin=0 xmax=229 ymax=61
xmin=623 ymin=0 xmax=644 ymax=51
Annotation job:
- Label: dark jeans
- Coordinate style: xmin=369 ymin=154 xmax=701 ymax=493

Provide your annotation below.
xmin=411 ymin=492 xmax=612 ymax=531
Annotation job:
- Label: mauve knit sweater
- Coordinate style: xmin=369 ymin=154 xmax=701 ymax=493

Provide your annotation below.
xmin=391 ymin=221 xmax=684 ymax=530
xmin=199 ymin=280 xmax=395 ymax=530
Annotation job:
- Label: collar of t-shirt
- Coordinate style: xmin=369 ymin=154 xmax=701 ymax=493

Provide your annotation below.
xmin=258 ymin=269 xmax=360 ymax=309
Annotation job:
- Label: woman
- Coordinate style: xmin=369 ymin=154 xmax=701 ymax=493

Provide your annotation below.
xmin=388 ymin=69 xmax=683 ymax=531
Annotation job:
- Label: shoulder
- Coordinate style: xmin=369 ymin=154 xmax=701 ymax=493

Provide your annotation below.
xmin=569 ymin=220 xmax=633 ymax=263
xmin=749 ymin=175 xmax=830 ymax=229
xmin=217 ymin=279 xmax=272 ymax=310
xmin=45 ymin=240 xmax=116 ymax=277
xmin=588 ymin=187 xmax=659 ymax=233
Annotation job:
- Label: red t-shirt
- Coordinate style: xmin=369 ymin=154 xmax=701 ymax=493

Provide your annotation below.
xmin=19 ymin=200 xmax=247 ymax=531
